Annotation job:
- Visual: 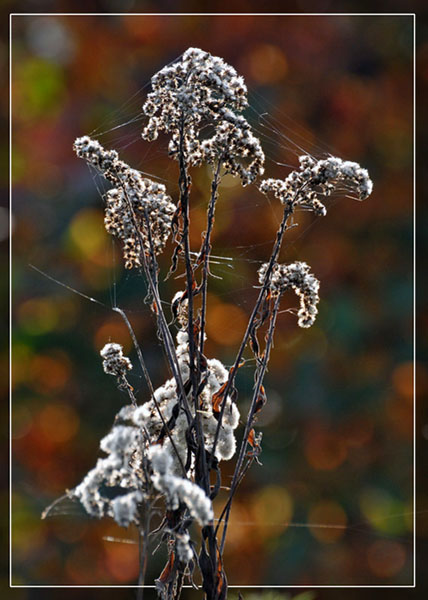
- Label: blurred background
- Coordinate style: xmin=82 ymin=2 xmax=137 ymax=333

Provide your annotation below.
xmin=10 ymin=13 xmax=415 ymax=592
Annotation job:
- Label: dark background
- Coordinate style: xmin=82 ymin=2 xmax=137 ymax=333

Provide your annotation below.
xmin=9 ymin=11 xmax=416 ymax=597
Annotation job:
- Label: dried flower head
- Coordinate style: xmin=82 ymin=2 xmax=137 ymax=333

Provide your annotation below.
xmin=142 ymin=47 xmax=248 ymax=140
xmin=74 ymin=136 xmax=176 ymax=268
xmin=198 ymin=112 xmax=265 ymax=185
xmin=259 ymin=261 xmax=320 ymax=328
xmin=100 ymin=342 xmax=132 ymax=378
xmin=142 ymin=47 xmax=265 ymax=183
xmin=73 ymin=423 xmax=143 ymax=525
xmin=259 ymin=154 xmax=373 ymax=216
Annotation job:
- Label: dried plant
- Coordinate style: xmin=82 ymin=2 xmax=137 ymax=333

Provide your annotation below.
xmin=43 ymin=47 xmax=372 ymax=599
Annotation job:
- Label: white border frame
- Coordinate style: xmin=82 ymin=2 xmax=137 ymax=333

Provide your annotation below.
xmin=9 ymin=11 xmax=416 ymax=590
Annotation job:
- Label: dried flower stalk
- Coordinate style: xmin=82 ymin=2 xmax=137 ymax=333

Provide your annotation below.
xmin=44 ymin=47 xmax=372 ymax=599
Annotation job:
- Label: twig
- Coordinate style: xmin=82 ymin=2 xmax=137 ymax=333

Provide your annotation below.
xmin=209 ymin=200 xmax=294 ymax=467
xmin=219 ymin=293 xmax=281 ymax=553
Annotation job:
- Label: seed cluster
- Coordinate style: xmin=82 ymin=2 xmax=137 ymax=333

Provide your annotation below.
xmin=259 ymin=154 xmax=373 ymax=216
xmin=100 ymin=343 xmax=132 ymax=378
xmin=198 ymin=112 xmax=265 ymax=185
xmin=73 ymin=329 xmax=239 ymax=531
xmin=142 ymin=47 xmax=248 ymax=140
xmin=130 ymin=329 xmax=240 ymax=470
xmin=259 ymin=261 xmax=321 ymax=328
xmin=74 ymin=136 xmax=175 ymax=268
xmin=142 ymin=47 xmax=265 ymax=184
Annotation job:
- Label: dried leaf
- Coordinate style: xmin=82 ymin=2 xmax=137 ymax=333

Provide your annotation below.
xmin=212 ymin=381 xmax=228 ymax=413
xmin=254 ymin=384 xmax=267 ymax=416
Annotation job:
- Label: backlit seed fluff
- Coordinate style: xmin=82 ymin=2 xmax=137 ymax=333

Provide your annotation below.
xmin=259 ymin=154 xmax=373 ymax=216
xmin=100 ymin=343 xmax=132 ymax=377
xmin=259 ymin=261 xmax=320 ymax=328
xmin=142 ymin=47 xmax=248 ymax=139
xmin=142 ymin=47 xmax=265 ymax=182
xmin=175 ymin=532 xmax=193 ymax=563
xmin=73 ymin=136 xmax=176 ymax=268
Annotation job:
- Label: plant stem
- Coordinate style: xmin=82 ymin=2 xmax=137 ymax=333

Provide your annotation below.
xmin=209 ymin=201 xmax=294 ymax=466
xmin=118 ymin=184 xmax=192 ymax=424
xmin=219 ymin=293 xmax=281 ymax=553
xmin=178 ymin=120 xmax=210 ymax=497
xmin=113 ymin=306 xmax=187 ymax=477
xmin=198 ymin=160 xmax=222 ymax=361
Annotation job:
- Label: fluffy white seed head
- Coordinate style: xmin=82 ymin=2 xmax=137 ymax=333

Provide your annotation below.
xmin=259 ymin=261 xmax=320 ymax=328
xmin=142 ymin=48 xmax=265 ymax=181
xmin=74 ymin=136 xmax=176 ymax=268
xmin=259 ymin=154 xmax=373 ymax=215
xmin=148 ymin=445 xmax=214 ymax=526
xmin=100 ymin=343 xmax=132 ymax=377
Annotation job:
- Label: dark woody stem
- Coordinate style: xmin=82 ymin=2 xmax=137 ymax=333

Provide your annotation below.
xmin=198 ymin=159 xmax=222 ymax=360
xmin=177 ymin=123 xmax=224 ymax=600
xmin=178 ymin=119 xmax=210 ymax=497
xmin=209 ymin=199 xmax=294 ymax=467
xmin=219 ymin=293 xmax=282 ymax=554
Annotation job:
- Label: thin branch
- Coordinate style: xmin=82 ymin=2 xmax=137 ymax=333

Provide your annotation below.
xmin=178 ymin=119 xmax=210 ymax=497
xmin=219 ymin=293 xmax=281 ymax=553
xmin=209 ymin=200 xmax=294 ymax=467
xmin=114 ymin=306 xmax=187 ymax=477
xmin=198 ymin=159 xmax=222 ymax=361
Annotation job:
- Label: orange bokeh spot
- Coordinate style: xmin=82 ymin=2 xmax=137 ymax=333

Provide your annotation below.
xmin=367 ymin=540 xmax=406 ymax=579
xmin=103 ymin=539 xmax=140 ymax=582
xmin=305 ymin=429 xmax=348 ymax=471
xmin=66 ymin=546 xmax=103 ymax=584
xmin=249 ymin=44 xmax=288 ymax=84
xmin=94 ymin=320 xmax=132 ymax=353
xmin=30 ymin=353 xmax=71 ymax=393
xmin=221 ymin=499 xmax=254 ymax=550
xmin=37 ymin=402 xmax=79 ymax=444
xmin=206 ymin=302 xmax=247 ymax=346
xmin=52 ymin=519 xmax=88 ymax=544
xmin=385 ymin=395 xmax=413 ymax=439
xmin=308 ymin=500 xmax=347 ymax=543
xmin=343 ymin=416 xmax=374 ymax=448
xmin=392 ymin=362 xmax=414 ymax=401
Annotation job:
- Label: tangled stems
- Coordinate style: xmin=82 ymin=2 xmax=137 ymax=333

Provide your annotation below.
xmin=124 ymin=184 xmax=192 ymax=425
xmin=178 ymin=120 xmax=211 ymax=499
xmin=219 ymin=294 xmax=281 ymax=553
xmin=209 ymin=198 xmax=294 ymax=470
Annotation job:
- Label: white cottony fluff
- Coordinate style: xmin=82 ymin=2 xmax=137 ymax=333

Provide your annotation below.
xmin=149 ymin=445 xmax=214 ymax=526
xmin=100 ymin=343 xmax=132 ymax=378
xmin=71 ymin=330 xmax=238 ymax=526
xmin=259 ymin=261 xmax=321 ymax=328
xmin=99 ymin=425 xmax=139 ymax=456
xmin=259 ymin=154 xmax=373 ymax=216
xmin=73 ymin=423 xmax=143 ymax=524
xmin=111 ymin=490 xmax=143 ymax=527
xmin=175 ymin=531 xmax=193 ymax=563
xmin=142 ymin=47 xmax=265 ymax=184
